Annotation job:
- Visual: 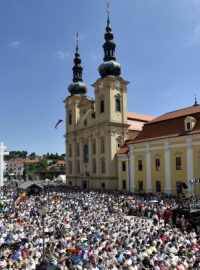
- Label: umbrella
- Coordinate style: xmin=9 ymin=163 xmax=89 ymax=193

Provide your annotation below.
xmin=76 ymin=244 xmax=90 ymax=251
xmin=71 ymin=255 xmax=82 ymax=264
xmin=66 ymin=247 xmax=79 ymax=254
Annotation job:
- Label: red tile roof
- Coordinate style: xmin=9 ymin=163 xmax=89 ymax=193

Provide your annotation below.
xmin=146 ymin=105 xmax=200 ymax=124
xmin=128 ymin=105 xmax=200 ymax=144
xmin=116 ymin=112 xmax=155 ymax=153
xmin=116 ymin=145 xmax=129 ymax=154
xmin=128 ymin=119 xmax=145 ymax=131
xmin=127 ymin=112 xmax=155 ymax=131
xmin=127 ymin=112 xmax=155 ymax=122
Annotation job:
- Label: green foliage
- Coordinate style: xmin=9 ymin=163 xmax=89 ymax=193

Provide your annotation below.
xmin=5 ymin=151 xmax=28 ymax=160
xmin=33 ymin=160 xmax=48 ymax=172
xmin=29 ymin=152 xmax=36 ymax=159
xmin=44 ymin=152 xmax=64 ymax=160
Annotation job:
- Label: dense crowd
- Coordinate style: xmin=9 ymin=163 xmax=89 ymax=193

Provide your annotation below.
xmin=0 ymin=183 xmax=199 ymax=270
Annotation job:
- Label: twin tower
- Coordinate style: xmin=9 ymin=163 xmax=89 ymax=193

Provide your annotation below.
xmin=65 ymin=5 xmax=129 ymax=190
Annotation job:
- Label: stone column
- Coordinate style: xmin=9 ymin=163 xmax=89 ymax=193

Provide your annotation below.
xmin=146 ymin=143 xmax=152 ymax=193
xmin=129 ymin=145 xmax=135 ymax=193
xmin=186 ymin=138 xmax=195 ymax=196
xmin=164 ymin=142 xmax=171 ymax=194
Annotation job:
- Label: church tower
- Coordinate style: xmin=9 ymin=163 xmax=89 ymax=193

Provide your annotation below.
xmin=91 ymin=4 xmax=129 ymax=189
xmin=65 ymin=34 xmax=88 ymax=184
xmin=66 ymin=33 xmax=87 ymax=132
xmin=65 ymin=5 xmax=129 ymax=190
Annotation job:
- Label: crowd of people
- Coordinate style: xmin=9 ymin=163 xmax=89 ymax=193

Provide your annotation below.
xmin=0 ymin=183 xmax=199 ymax=270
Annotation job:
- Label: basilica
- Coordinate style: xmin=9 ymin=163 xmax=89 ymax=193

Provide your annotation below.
xmin=64 ymin=7 xmax=200 ymax=198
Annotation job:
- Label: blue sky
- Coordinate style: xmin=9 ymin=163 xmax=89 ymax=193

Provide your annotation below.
xmin=0 ymin=0 xmax=200 ymax=155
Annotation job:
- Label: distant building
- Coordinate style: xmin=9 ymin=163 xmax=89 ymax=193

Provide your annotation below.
xmin=5 ymin=159 xmax=36 ymax=179
xmin=36 ymin=160 xmax=66 ymax=180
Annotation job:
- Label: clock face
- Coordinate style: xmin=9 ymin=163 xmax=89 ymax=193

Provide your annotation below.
xmin=115 ymin=80 xmax=121 ymax=88
xmin=99 ymin=81 xmax=103 ymax=88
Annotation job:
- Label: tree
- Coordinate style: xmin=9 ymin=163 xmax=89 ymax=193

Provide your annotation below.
xmin=33 ymin=160 xmax=48 ymax=172
xmin=5 ymin=150 xmax=28 ymax=160
xmin=29 ymin=152 xmax=36 ymax=160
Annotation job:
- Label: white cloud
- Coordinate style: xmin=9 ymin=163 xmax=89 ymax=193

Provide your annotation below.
xmin=10 ymin=41 xmax=20 ymax=47
xmin=56 ymin=50 xmax=70 ymax=61
xmin=187 ymin=23 xmax=200 ymax=46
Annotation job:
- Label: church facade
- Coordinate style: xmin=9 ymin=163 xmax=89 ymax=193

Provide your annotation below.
xmin=64 ymin=10 xmax=153 ymax=190
xmin=64 ymin=8 xmax=200 ymax=198
xmin=117 ymin=105 xmax=200 ymax=199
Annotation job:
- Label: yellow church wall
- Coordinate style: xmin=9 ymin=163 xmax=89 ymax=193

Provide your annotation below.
xmin=134 ymin=151 xmax=146 ymax=192
xmin=121 ymin=171 xmax=128 ymax=190
xmin=150 ymin=143 xmax=164 ymax=148
xmin=192 ymin=137 xmax=200 ymax=143
xmin=134 ymin=144 xmax=146 ymax=150
xmin=150 ymin=149 xmax=165 ymax=193
xmin=169 ymin=140 xmax=186 ymax=145
xmin=170 ymin=147 xmax=187 ymax=196
xmin=193 ymin=144 xmax=200 ymax=198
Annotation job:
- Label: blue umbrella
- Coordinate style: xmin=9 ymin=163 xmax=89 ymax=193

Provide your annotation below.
xmin=71 ymin=255 xmax=82 ymax=264
xmin=76 ymin=244 xmax=90 ymax=251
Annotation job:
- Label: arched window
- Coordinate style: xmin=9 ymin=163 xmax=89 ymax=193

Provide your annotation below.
xmin=68 ymin=111 xmax=72 ymax=125
xmin=138 ymin=160 xmax=143 ymax=171
xmin=92 ymin=159 xmax=96 ymax=174
xmin=175 ymin=152 xmax=182 ymax=171
xmin=83 ymin=144 xmax=89 ymax=163
xmin=176 ymin=156 xmax=182 ymax=171
xmin=92 ymin=139 xmax=96 ymax=155
xmin=100 ymin=100 xmax=104 ymax=113
xmin=101 ymin=158 xmax=105 ymax=174
xmin=76 ymin=160 xmax=80 ymax=173
xmin=76 ymin=143 xmax=80 ymax=157
xmin=116 ymin=98 xmax=121 ymax=112
xmin=100 ymin=137 xmax=105 ymax=153
xmin=117 ymin=136 xmax=122 ymax=149
xmin=155 ymin=158 xmax=160 ymax=171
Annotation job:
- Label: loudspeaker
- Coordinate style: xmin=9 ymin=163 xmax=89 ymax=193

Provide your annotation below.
xmin=181 ymin=183 xmax=188 ymax=189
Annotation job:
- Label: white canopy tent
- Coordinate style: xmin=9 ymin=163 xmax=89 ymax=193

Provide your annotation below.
xmin=55 ymin=175 xmax=66 ymax=183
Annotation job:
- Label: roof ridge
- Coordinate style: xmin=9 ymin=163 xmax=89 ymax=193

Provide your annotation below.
xmin=146 ymin=104 xmax=200 ymax=125
xmin=156 ymin=104 xmax=200 ymax=117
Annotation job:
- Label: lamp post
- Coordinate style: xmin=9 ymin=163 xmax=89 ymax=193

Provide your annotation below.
xmin=38 ymin=202 xmax=48 ymax=263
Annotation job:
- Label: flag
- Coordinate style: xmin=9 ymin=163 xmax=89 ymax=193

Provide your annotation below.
xmin=55 ymin=119 xmax=63 ymax=129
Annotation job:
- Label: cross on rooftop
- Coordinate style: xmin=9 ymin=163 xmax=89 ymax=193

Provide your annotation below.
xmin=0 ymin=142 xmax=9 ymax=187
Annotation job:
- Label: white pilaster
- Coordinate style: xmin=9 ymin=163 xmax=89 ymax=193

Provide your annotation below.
xmin=146 ymin=143 xmax=152 ymax=193
xmin=72 ymin=139 xmax=75 ymax=176
xmin=129 ymin=145 xmax=135 ymax=193
xmin=0 ymin=142 xmax=9 ymax=187
xmin=164 ymin=142 xmax=171 ymax=194
xmin=126 ymin=157 xmax=129 ymax=192
xmin=186 ymin=138 xmax=194 ymax=196
xmin=117 ymin=156 xmax=121 ymax=190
